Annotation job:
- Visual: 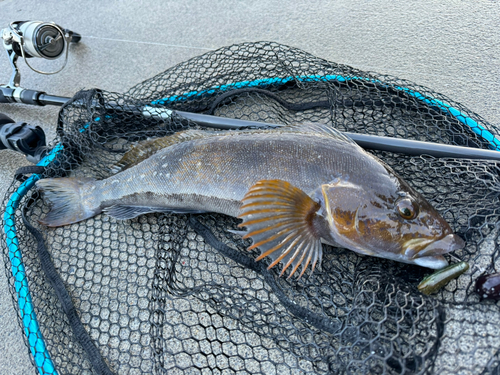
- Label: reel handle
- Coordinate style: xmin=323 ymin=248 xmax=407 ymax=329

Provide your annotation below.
xmin=0 ymin=113 xmax=48 ymax=163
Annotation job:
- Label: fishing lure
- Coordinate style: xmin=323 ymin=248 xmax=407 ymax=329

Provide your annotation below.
xmin=418 ymin=261 xmax=469 ymax=295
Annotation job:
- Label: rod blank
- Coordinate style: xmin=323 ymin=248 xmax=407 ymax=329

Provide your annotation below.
xmin=3 ymin=88 xmax=500 ymax=161
xmin=172 ymin=109 xmax=500 ymax=161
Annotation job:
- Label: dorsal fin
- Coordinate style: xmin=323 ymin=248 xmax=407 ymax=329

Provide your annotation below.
xmin=110 ymin=129 xmax=210 ymax=173
xmin=285 ymin=122 xmax=358 ymax=145
xmin=111 ymin=122 xmax=356 ymax=174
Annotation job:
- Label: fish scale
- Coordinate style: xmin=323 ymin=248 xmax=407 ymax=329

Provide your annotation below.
xmin=93 ymin=130 xmax=350 ymax=216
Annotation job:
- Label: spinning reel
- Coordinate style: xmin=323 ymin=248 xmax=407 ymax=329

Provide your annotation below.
xmin=1 ymin=21 xmax=81 ymax=106
xmin=0 ymin=21 xmax=80 ymax=162
xmin=2 ymin=21 xmax=81 ymax=87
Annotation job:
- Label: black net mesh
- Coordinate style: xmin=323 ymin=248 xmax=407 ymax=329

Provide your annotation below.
xmin=2 ymin=41 xmax=500 ymax=374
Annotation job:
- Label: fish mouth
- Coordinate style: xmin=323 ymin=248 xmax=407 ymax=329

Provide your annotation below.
xmin=404 ymin=233 xmax=465 ymax=269
xmin=412 ymin=255 xmax=449 ymax=269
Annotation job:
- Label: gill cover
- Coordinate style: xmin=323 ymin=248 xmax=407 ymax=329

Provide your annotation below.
xmin=319 ymin=178 xmax=377 ymax=256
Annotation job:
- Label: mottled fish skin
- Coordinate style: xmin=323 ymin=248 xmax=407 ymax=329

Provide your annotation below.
xmin=37 ymin=123 xmax=465 ymax=276
xmin=97 ymin=127 xmax=371 ymax=217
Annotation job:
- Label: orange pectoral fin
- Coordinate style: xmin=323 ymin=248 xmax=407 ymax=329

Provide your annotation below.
xmin=238 ymin=179 xmax=324 ymax=279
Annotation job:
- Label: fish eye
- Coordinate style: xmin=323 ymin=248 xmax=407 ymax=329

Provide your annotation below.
xmin=397 ymin=198 xmax=418 ymax=220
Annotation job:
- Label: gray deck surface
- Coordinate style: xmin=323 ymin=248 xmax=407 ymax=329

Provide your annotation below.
xmin=0 ymin=1 xmax=499 ymax=373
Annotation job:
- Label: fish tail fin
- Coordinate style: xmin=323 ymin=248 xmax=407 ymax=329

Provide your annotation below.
xmin=36 ymin=177 xmax=101 ymax=227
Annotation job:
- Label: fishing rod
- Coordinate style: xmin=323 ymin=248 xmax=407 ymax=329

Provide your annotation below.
xmin=1 ymin=20 xmax=500 ymax=164
xmin=3 ymin=90 xmax=500 ymax=163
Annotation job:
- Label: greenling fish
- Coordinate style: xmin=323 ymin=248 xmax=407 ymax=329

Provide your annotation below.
xmin=36 ymin=123 xmax=465 ymax=278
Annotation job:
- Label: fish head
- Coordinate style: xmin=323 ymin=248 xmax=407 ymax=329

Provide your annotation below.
xmin=319 ymin=176 xmax=465 ymax=269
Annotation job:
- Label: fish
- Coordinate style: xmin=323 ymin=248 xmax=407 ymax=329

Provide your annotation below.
xmin=36 ymin=123 xmax=465 ymax=278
